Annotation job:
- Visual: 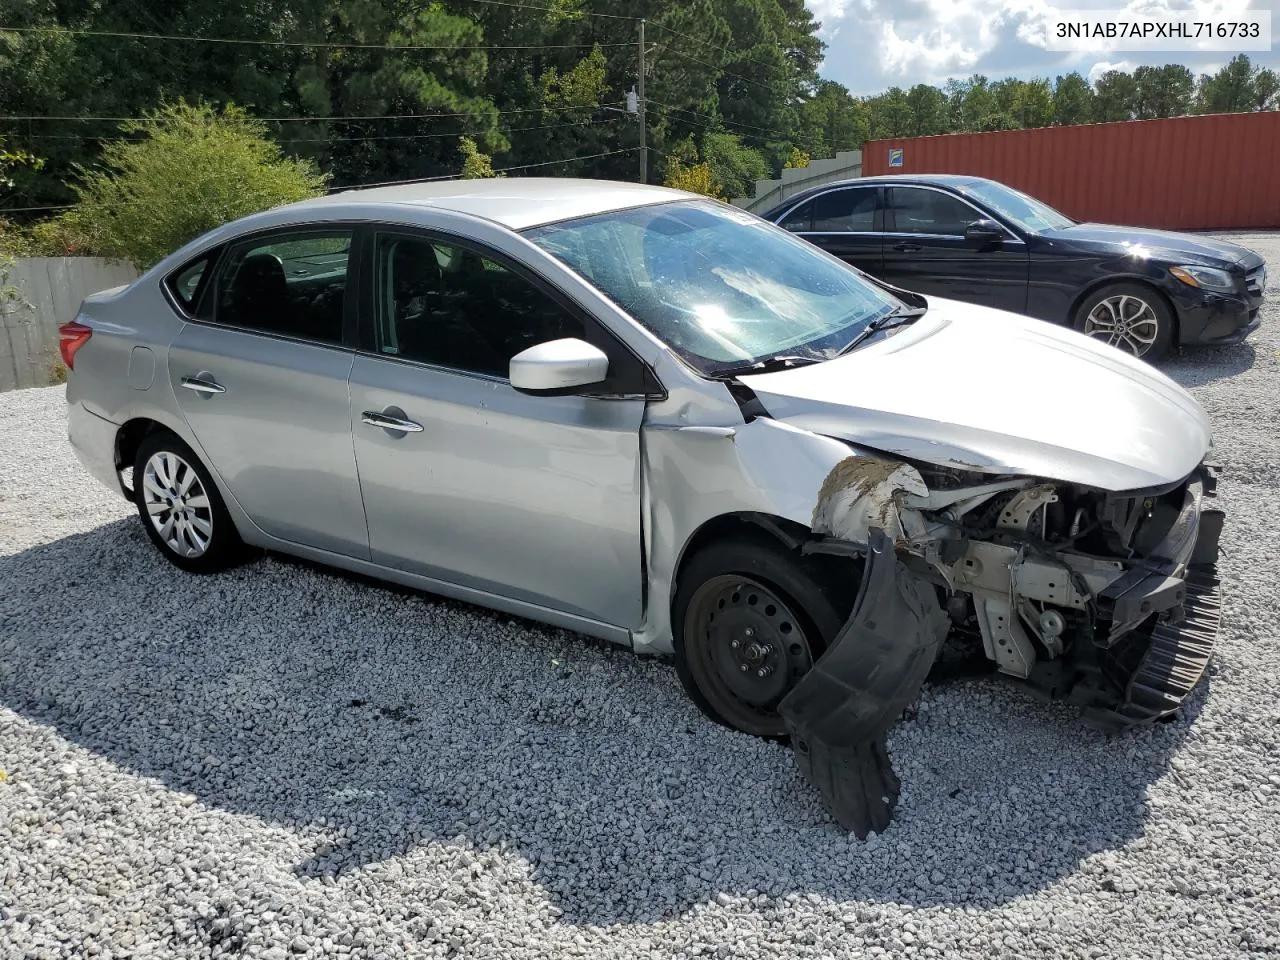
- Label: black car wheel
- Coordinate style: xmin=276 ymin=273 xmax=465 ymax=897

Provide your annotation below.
xmin=673 ymin=537 xmax=852 ymax=738
xmin=1074 ymin=282 xmax=1175 ymax=361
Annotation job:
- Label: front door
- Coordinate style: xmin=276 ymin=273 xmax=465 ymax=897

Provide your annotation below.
xmin=167 ymin=228 xmax=368 ymax=557
xmin=879 ymin=185 xmax=1029 ymax=314
xmin=348 ymin=229 xmax=647 ymax=628
xmin=777 ymin=185 xmax=884 ymax=276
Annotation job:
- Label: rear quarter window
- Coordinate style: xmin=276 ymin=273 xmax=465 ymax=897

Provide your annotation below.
xmin=164 ymin=251 xmax=219 ymax=314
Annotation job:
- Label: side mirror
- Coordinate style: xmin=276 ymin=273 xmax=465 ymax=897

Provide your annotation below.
xmin=509 ymin=337 xmax=610 ymax=395
xmin=964 ymin=218 xmax=1005 ymax=248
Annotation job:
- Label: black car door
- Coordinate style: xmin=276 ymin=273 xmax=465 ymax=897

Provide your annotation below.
xmin=775 ymin=185 xmax=883 ymax=276
xmin=880 ymin=185 xmax=1029 ymax=314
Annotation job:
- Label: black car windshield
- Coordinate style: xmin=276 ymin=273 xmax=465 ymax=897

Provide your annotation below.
xmin=962 ymin=180 xmax=1075 ymax=233
xmin=524 ymin=199 xmax=903 ymax=374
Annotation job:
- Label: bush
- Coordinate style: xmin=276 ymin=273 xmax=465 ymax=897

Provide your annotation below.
xmin=54 ymin=100 xmax=327 ymax=268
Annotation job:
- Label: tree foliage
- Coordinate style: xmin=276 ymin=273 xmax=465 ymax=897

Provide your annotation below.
xmin=0 ymin=0 xmax=1277 ymax=225
xmin=459 ymin=136 xmax=498 ymax=178
xmin=52 ymin=102 xmax=326 ymax=267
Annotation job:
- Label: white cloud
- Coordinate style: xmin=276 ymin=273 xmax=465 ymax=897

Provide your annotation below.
xmin=808 ymin=0 xmax=855 ymax=31
xmin=815 ymin=0 xmax=1279 ymax=93
xmin=1087 ymin=59 xmax=1133 ymax=81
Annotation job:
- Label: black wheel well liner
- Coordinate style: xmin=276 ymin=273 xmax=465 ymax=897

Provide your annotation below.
xmin=1066 ymin=276 xmax=1180 ymax=345
xmin=114 ymin=417 xmax=169 ymax=475
xmin=671 ymin=512 xmax=858 ymax=608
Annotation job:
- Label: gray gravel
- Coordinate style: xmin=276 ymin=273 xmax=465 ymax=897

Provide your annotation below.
xmin=3 ymin=232 xmax=1279 ymax=960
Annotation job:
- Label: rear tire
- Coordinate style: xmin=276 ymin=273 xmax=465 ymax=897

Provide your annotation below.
xmin=1073 ymin=282 xmax=1175 ymax=361
xmin=673 ymin=537 xmax=854 ymax=738
xmin=132 ymin=430 xmax=244 ymax=574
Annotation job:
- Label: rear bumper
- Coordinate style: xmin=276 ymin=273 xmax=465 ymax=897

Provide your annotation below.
xmin=68 ymin=399 xmax=124 ymax=496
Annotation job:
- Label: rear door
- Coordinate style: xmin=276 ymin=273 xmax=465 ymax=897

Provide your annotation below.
xmin=879 ymin=185 xmax=1029 ymax=314
xmin=167 ymin=227 xmax=368 ymax=557
xmin=775 ymin=185 xmax=883 ymax=276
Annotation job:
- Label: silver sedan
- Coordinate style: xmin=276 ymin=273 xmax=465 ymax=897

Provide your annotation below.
xmin=62 ymin=179 xmax=1223 ymax=834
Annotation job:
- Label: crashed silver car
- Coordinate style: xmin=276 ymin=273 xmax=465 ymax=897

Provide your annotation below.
xmin=61 ymin=179 xmax=1222 ymax=834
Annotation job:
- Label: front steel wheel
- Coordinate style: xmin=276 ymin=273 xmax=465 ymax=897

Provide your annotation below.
xmin=673 ymin=538 xmax=853 ymax=738
xmin=1076 ymin=283 xmax=1174 ymax=360
xmin=683 ymin=575 xmax=817 ymax=735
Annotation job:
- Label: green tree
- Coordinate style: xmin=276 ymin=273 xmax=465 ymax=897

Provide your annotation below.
xmin=702 ymin=131 xmax=768 ymax=199
xmin=1133 ymin=64 xmax=1194 ymax=119
xmin=905 ymin=84 xmax=951 ymax=135
xmin=798 ymin=80 xmax=870 ymax=153
xmin=459 ymin=136 xmax=498 ymax=178
xmin=1052 ymin=72 xmax=1095 ymax=125
xmin=1255 ymin=69 xmax=1280 ymax=111
xmin=866 ymin=87 xmax=913 ymax=138
xmin=55 ymin=101 xmax=326 ymax=267
xmin=1094 ymin=69 xmax=1139 ymax=122
xmin=1197 ymin=55 xmax=1265 ymax=114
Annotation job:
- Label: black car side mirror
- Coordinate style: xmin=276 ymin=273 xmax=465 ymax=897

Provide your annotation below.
xmin=964 ymin=218 xmax=1005 ymax=248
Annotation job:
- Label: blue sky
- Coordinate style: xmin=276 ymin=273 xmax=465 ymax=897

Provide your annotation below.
xmin=811 ymin=0 xmax=1280 ymax=95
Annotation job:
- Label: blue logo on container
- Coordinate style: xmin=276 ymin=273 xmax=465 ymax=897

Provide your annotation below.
xmin=888 ymin=147 xmax=904 ymax=168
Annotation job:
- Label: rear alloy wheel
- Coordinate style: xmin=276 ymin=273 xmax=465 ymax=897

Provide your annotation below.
xmin=133 ymin=431 xmax=244 ymax=573
xmin=674 ymin=538 xmax=851 ymax=738
xmin=1075 ymin=283 xmax=1174 ymax=361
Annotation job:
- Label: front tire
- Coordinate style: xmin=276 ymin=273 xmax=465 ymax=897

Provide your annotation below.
xmin=673 ymin=538 xmax=853 ymax=738
xmin=132 ymin=430 xmax=244 ymax=573
xmin=1074 ymin=282 xmax=1175 ymax=361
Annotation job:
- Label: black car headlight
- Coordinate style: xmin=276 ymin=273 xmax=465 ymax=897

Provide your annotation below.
xmin=1170 ymin=265 xmax=1237 ymax=293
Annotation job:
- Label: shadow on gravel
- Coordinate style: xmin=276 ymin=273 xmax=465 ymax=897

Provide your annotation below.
xmin=1157 ymin=340 xmax=1257 ymax=387
xmin=1 ymin=521 xmax=1204 ymax=925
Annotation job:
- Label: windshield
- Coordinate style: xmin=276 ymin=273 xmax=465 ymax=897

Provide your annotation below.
xmin=524 ymin=200 xmax=903 ymax=374
xmin=961 ymin=181 xmax=1074 ymax=233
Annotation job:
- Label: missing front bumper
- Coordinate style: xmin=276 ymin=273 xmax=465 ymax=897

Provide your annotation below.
xmin=778 ymin=528 xmax=948 ymax=836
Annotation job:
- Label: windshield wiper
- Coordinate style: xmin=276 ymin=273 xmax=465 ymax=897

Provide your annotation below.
xmin=836 ymin=306 xmax=928 ymax=356
xmin=712 ymin=355 xmax=822 ymax=378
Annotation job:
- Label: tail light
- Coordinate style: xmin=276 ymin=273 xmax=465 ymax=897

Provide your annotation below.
xmin=58 ymin=321 xmax=93 ymax=370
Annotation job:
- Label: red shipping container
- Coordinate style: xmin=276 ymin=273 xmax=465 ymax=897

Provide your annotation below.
xmin=862 ymin=112 xmax=1280 ymax=231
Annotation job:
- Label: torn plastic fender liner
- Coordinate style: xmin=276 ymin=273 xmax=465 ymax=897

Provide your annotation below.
xmin=779 ymin=528 xmax=949 ymax=836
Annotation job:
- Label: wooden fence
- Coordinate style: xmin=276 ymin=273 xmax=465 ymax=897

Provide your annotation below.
xmin=0 ymin=257 xmax=139 ymax=392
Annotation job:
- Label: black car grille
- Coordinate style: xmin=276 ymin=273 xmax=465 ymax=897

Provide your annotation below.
xmin=1245 ymin=265 xmax=1267 ymax=298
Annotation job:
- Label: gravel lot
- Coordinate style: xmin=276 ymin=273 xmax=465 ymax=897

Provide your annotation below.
xmin=3 ymin=232 xmax=1279 ymax=960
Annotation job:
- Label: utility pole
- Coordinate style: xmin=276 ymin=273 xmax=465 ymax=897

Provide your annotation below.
xmin=638 ymin=19 xmax=647 ymax=183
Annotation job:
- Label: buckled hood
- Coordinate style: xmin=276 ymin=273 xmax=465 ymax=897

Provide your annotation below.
xmin=737 ymin=297 xmax=1211 ymax=492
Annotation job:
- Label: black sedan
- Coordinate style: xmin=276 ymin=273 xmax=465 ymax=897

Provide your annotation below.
xmin=761 ymin=174 xmax=1267 ymax=360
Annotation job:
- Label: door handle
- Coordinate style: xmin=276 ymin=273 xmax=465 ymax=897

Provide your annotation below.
xmin=893 ymin=242 xmax=923 ymax=253
xmin=180 ymin=376 xmax=226 ymax=395
xmin=361 ymin=411 xmax=424 ymax=433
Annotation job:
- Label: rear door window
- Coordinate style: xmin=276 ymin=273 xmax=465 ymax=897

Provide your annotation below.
xmin=212 ymin=231 xmax=353 ymax=345
xmin=809 ymin=188 xmax=878 ymax=232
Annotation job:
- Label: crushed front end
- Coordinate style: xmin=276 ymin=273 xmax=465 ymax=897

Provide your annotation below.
xmin=780 ymin=453 xmax=1223 ymax=835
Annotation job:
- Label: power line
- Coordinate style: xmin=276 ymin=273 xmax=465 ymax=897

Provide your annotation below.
xmin=0 ymin=102 xmax=624 ymax=124
xmin=651 ymin=100 xmax=846 ymax=152
xmin=0 ymin=25 xmax=630 ymax=51
xmin=653 ymin=22 xmax=784 ymax=77
xmin=465 ymin=0 xmax=641 ymax=21
xmin=14 ymin=116 xmax=628 ymax=144
xmin=3 ymin=147 xmax=642 ymax=212
xmin=333 ymin=147 xmax=639 ymax=190
xmin=658 ymin=44 xmax=779 ymax=96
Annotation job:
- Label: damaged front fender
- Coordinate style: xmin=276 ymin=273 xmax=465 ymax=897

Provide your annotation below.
xmin=779 ymin=528 xmax=949 ymax=836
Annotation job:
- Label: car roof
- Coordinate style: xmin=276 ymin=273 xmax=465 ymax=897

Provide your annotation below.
xmin=762 ymin=173 xmax=994 ymax=215
xmin=286 ymin=177 xmax=696 ymax=231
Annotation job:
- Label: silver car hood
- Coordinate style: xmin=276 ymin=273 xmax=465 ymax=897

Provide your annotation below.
xmin=737 ymin=297 xmax=1211 ymax=492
